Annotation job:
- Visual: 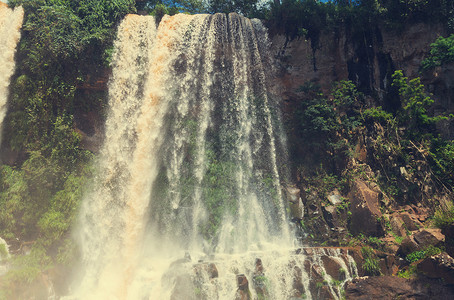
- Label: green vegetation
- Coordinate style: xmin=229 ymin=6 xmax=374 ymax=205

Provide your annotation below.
xmin=397 ymin=265 xmax=417 ymax=279
xmin=421 ymin=35 xmax=454 ymax=71
xmin=361 ymin=246 xmax=381 ymax=275
xmin=406 ymin=245 xmax=442 ymax=263
xmin=434 ymin=205 xmax=454 ymax=230
xmin=137 ymin=0 xmax=262 ymax=17
xmin=0 ymin=244 xmax=7 ymax=259
xmin=1 ymin=0 xmax=134 ymax=292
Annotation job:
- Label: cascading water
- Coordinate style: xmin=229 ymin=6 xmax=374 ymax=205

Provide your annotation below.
xmin=70 ymin=13 xmax=358 ymax=300
xmin=0 ymin=3 xmax=23 ymax=153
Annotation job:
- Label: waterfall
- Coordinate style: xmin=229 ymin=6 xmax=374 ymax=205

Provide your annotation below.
xmin=70 ymin=13 xmax=357 ymax=300
xmin=0 ymin=3 xmax=23 ymax=153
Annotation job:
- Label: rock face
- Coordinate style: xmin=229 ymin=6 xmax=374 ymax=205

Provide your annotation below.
xmin=345 ymin=276 xmax=454 ymax=299
xmin=271 ymin=22 xmax=447 ymax=105
xmin=348 ymin=180 xmax=384 ymax=236
xmin=442 ymin=223 xmax=454 ymax=257
xmin=417 ymin=252 xmax=454 ymax=285
xmin=398 ymin=228 xmax=445 ymax=256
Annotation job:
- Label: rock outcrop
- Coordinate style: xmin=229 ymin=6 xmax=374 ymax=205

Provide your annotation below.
xmin=348 ymin=180 xmax=384 ymax=236
xmin=345 ymin=275 xmax=454 ymax=299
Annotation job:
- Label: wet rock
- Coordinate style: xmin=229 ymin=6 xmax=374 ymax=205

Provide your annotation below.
xmin=321 ymin=255 xmax=344 ymax=281
xmin=286 ymin=186 xmax=304 ymax=220
xmin=417 ymin=252 xmax=454 ymax=284
xmin=252 ymin=258 xmax=269 ymax=299
xmin=316 ymin=285 xmax=335 ymax=300
xmin=348 ymin=180 xmax=384 ymax=236
xmin=235 ymin=274 xmax=251 ymax=300
xmin=291 ymin=265 xmax=306 ymax=298
xmin=170 ymin=274 xmax=196 ymax=300
xmin=194 ymin=262 xmax=218 ymax=279
xmin=255 ymin=258 xmax=264 ymax=274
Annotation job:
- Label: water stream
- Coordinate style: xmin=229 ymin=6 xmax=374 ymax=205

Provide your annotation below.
xmin=0 ymin=3 xmax=23 ymax=154
xmin=70 ymin=13 xmax=357 ymax=300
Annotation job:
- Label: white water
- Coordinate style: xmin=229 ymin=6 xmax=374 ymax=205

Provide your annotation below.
xmin=0 ymin=4 xmax=23 ymax=153
xmin=70 ymin=13 xmax=356 ymax=300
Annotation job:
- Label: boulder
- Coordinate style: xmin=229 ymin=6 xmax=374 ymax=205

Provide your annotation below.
xmin=327 ymin=189 xmax=343 ymax=206
xmin=413 ymin=229 xmax=445 ymax=248
xmin=321 ymin=255 xmax=344 ymax=281
xmin=170 ymin=274 xmax=196 ymax=300
xmin=348 ymin=180 xmax=384 ymax=236
xmin=398 ymin=228 xmax=445 ymax=256
xmin=417 ymin=252 xmax=454 ymax=285
xmin=345 ymin=276 xmax=454 ymax=299
xmin=291 ymin=265 xmax=306 ymax=298
xmin=194 ymin=262 xmax=218 ymax=279
xmin=390 ymin=215 xmax=407 ymax=237
xmin=399 ymin=212 xmax=422 ymax=231
xmin=398 ymin=236 xmax=419 ymax=256
xmin=235 ymin=274 xmax=251 ymax=300
xmin=441 ymin=222 xmax=454 ymax=257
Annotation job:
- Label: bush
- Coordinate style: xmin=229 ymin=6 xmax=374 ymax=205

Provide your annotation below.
xmin=421 ymin=35 xmax=454 ymax=71
xmin=361 ymin=246 xmax=381 ymax=275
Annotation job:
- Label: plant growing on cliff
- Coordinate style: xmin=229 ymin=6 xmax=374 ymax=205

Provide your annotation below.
xmin=421 ymin=35 xmax=454 ymax=71
xmin=361 ymin=246 xmax=381 ymax=275
xmin=392 ymin=70 xmax=444 ymax=137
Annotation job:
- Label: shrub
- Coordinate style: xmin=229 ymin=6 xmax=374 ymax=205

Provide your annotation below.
xmin=361 ymin=246 xmax=381 ymax=275
xmin=421 ymin=35 xmax=454 ymax=71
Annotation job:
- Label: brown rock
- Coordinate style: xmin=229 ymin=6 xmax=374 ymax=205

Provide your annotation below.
xmin=292 ymin=265 xmax=306 ymax=298
xmin=345 ymin=276 xmax=429 ymax=299
xmin=390 ymin=215 xmax=407 ymax=237
xmin=441 ymin=223 xmax=454 ymax=257
xmin=321 ymin=255 xmax=344 ymax=281
xmin=316 ymin=285 xmax=336 ymax=300
xmin=398 ymin=229 xmax=445 ymax=257
xmin=417 ymin=253 xmax=454 ymax=285
xmin=399 ymin=212 xmax=422 ymax=231
xmin=398 ymin=236 xmax=419 ymax=256
xmin=235 ymin=274 xmax=251 ymax=300
xmin=193 ymin=262 xmax=218 ymax=279
xmin=413 ymin=229 xmax=445 ymax=248
xmin=348 ymin=180 xmax=384 ymax=236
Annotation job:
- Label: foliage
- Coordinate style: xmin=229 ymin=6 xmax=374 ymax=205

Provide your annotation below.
xmin=397 ymin=265 xmax=417 ymax=279
xmin=421 ymin=35 xmax=454 ymax=71
xmin=361 ymin=246 xmax=381 ymax=275
xmin=199 ymin=148 xmax=239 ymax=239
xmin=406 ymin=245 xmax=442 ymax=263
xmin=392 ymin=70 xmax=446 ymax=137
xmin=362 ymin=106 xmax=395 ymax=126
xmin=5 ymin=244 xmax=51 ymax=284
xmin=0 ymin=244 xmax=8 ymax=259
xmin=294 ymin=82 xmax=338 ymax=149
xmin=137 ymin=0 xmax=260 ymax=17
xmin=267 ymin=0 xmax=453 ymax=42
xmin=0 ymin=0 xmax=131 ymax=292
xmin=292 ymin=80 xmax=364 ymax=176
xmin=434 ymin=205 xmax=454 ymax=230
